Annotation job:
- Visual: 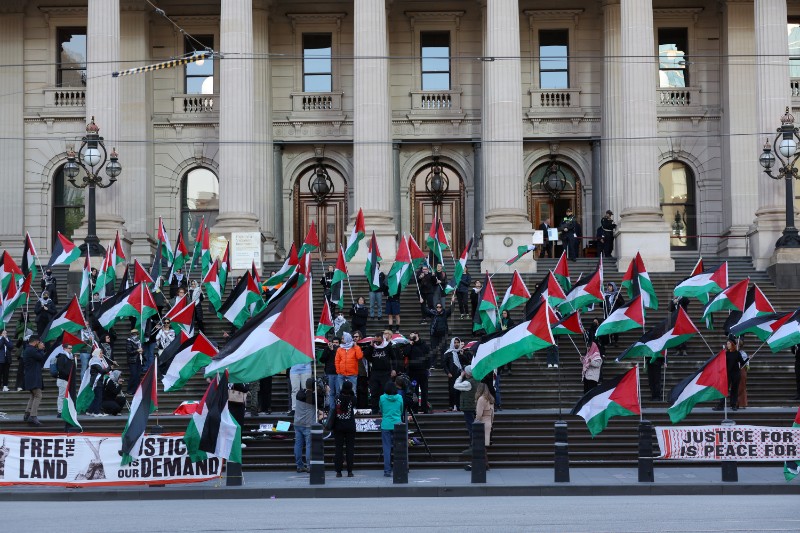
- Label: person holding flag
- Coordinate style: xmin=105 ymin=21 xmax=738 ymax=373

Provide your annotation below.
xmin=55 ymin=343 xmax=76 ymax=416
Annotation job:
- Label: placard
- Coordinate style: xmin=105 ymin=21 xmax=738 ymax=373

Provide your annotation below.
xmin=230 ymin=232 xmax=261 ymax=271
xmin=547 ymin=228 xmax=560 ymax=242
xmin=656 ymin=425 xmax=800 ymax=461
xmin=355 ymin=418 xmax=381 ymax=432
xmin=532 ymin=231 xmax=544 ymax=245
xmin=0 ymin=432 xmax=223 ymax=486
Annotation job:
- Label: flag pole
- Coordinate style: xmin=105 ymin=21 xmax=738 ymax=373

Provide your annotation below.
xmin=695 ymin=329 xmax=718 ymax=357
xmin=342 ymin=246 xmax=355 ymax=306
xmin=186 ymin=216 xmax=204 ymax=286
xmin=636 ymin=364 xmax=643 ymax=422
xmin=661 ymin=350 xmax=668 ymax=402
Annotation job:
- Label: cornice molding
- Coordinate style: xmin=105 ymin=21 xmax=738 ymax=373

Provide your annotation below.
xmin=523 ymin=9 xmax=584 ymax=23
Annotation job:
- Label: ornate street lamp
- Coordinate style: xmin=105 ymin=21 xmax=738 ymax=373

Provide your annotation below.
xmin=308 ymin=158 xmax=334 ymax=204
xmin=539 ymin=157 xmax=568 ymax=199
xmin=758 ymin=107 xmax=800 ymax=248
xmin=425 ymin=156 xmax=449 ymax=205
xmin=63 ymin=116 xmax=121 ymax=256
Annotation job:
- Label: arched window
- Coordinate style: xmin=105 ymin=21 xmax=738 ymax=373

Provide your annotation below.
xmin=659 ymin=161 xmax=696 ymax=250
xmin=181 ymin=168 xmax=219 ymax=243
xmin=52 ymin=164 xmax=85 ymax=245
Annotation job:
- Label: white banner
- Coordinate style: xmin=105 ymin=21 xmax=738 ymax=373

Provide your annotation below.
xmin=656 ymin=425 xmax=800 ymax=461
xmin=0 ymin=432 xmax=223 ymax=486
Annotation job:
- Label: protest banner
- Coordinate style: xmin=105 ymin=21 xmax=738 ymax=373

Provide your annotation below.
xmin=656 ymin=425 xmax=800 ymax=461
xmin=0 ymin=432 xmax=223 ymax=487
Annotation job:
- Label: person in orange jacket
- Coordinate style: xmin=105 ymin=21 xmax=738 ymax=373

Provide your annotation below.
xmin=335 ymin=332 xmax=363 ymax=405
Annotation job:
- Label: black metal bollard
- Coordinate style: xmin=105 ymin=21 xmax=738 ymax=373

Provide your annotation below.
xmin=471 ymin=421 xmax=486 ymax=483
xmin=638 ymin=420 xmax=655 ymax=482
xmin=393 ymin=423 xmax=409 ymax=484
xmin=554 ymin=420 xmax=570 ymax=483
xmin=721 ymin=418 xmax=738 ymax=482
xmin=309 ymin=423 xmax=325 ymax=485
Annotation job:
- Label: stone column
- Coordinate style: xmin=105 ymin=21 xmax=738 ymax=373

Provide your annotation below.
xmin=84 ymin=0 xmax=126 ymax=243
xmin=353 ymin=0 xmax=396 ymax=263
xmin=720 ymin=0 xmax=758 ymax=258
xmin=617 ymin=0 xmax=673 ymax=272
xmin=273 ymin=144 xmax=285 ymax=257
xmin=119 ymin=6 xmax=154 ymax=260
xmin=752 ymin=0 xmax=793 ymax=271
xmin=392 ymin=143 xmax=402 ymax=234
xmin=601 ymin=0 xmax=622 ymax=218
xmin=480 ymin=0 xmax=534 ymax=273
xmin=591 ymin=140 xmax=602 ymax=227
xmin=473 ymin=143 xmax=483 ymax=243
xmin=0 ymin=6 xmax=25 ymax=255
xmin=253 ymin=4 xmax=277 ymax=260
xmin=212 ymin=0 xmax=260 ymax=237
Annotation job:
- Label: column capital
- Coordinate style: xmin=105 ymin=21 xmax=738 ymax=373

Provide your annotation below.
xmin=601 ymin=0 xmax=620 ymax=7
xmin=0 ymin=0 xmax=25 ymax=14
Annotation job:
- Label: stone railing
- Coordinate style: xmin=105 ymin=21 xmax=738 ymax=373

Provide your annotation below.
xmin=657 ymin=87 xmax=699 ymax=107
xmin=529 ymin=88 xmax=580 ymax=110
xmin=172 ymin=94 xmax=218 ymax=115
xmin=791 ymin=78 xmax=800 ymax=100
xmin=410 ymin=89 xmax=462 ymax=111
xmin=290 ymin=92 xmax=343 ymax=113
xmin=44 ymin=88 xmax=86 ymax=109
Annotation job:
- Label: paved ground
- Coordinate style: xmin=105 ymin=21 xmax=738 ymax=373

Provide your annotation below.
xmin=2 ymin=494 xmax=799 ymax=532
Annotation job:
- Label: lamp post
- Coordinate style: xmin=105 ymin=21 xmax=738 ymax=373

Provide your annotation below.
xmin=63 ymin=116 xmax=121 ymax=256
xmin=539 ymin=157 xmax=567 ymax=199
xmin=308 ymin=157 xmax=334 ymax=204
xmin=758 ymin=107 xmax=800 ymax=249
xmin=425 ymin=156 xmax=449 ymax=205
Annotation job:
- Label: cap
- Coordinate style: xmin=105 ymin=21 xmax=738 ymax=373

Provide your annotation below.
xmin=130 ymin=328 xmax=139 ymax=334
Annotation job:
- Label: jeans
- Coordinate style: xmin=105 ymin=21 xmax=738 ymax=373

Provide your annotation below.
xmin=127 ymin=359 xmax=141 ymax=394
xmin=143 ymin=343 xmax=156 ymax=372
xmin=56 ymin=378 xmax=67 ymax=414
xmin=294 ymin=425 xmax=312 ymax=469
xmin=326 ymin=374 xmax=340 ymax=412
xmin=381 ymin=429 xmax=394 ymax=474
xmin=369 ymin=291 xmax=383 ymax=318
xmin=79 ymin=351 xmax=90 ymax=378
xmin=88 ymin=379 xmax=104 ymax=414
xmin=289 ymin=372 xmax=312 ymax=411
xmin=463 ymin=410 xmax=476 ymax=441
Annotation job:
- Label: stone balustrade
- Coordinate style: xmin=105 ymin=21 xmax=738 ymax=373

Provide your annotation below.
xmin=44 ymin=88 xmax=86 ymax=109
xmin=291 ymin=92 xmax=343 ymax=112
xmin=172 ymin=94 xmax=218 ymax=114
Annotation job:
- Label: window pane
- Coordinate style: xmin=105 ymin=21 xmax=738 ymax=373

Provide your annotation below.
xmin=422 ymin=73 xmax=450 ymax=91
xmin=186 ymin=77 xmax=212 ymax=95
xmin=540 ymin=47 xmax=568 ymax=71
xmin=184 ymin=168 xmax=219 ymax=211
xmin=540 ymin=71 xmax=568 ymax=89
xmin=658 ymin=28 xmax=688 ymax=87
xmin=57 ymin=28 xmax=86 ymax=87
xmin=185 ymin=35 xmax=214 ymax=94
xmin=422 ymin=55 xmax=449 ymax=73
xmin=186 ymin=60 xmax=213 ymax=77
xmin=304 ymin=57 xmax=331 ymax=74
xmin=304 ymin=74 xmax=332 ymax=92
xmin=789 ymin=23 xmax=800 ymax=77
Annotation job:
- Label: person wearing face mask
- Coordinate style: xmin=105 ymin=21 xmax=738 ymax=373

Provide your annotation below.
xmin=34 ymin=292 xmax=56 ymax=336
xmin=41 ymin=269 xmax=58 ymax=305
xmin=401 ymin=331 xmax=430 ymax=414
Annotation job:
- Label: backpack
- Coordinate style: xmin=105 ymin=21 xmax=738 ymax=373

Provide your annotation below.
xmin=49 ymin=356 xmax=59 ymax=379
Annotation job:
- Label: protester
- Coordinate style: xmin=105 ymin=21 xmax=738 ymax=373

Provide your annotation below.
xmin=646 ymin=356 xmax=664 ymax=401
xmin=581 ymin=342 xmax=603 ymax=393
xmin=379 ymin=381 xmax=403 ymax=477
xmin=354 ymin=331 xmax=370 ymax=409
xmin=737 ymin=338 xmax=749 ymax=410
xmin=715 ymin=337 xmax=743 ymax=411
xmin=669 ymin=296 xmax=690 ymax=355
xmin=87 ymin=348 xmax=110 ymax=417
xmin=228 ymin=382 xmax=248 ymax=435
xmin=169 ymin=268 xmax=187 ymax=298
xmin=102 ymin=370 xmax=125 ymax=416
xmin=294 ymin=378 xmax=320 ymax=473
xmin=454 ymin=365 xmax=479 ymax=442
xmin=402 ymin=331 xmax=430 ymax=413
xmin=470 ymin=279 xmax=483 ymax=319
xmin=34 ymin=292 xmax=56 ymax=336
xmin=432 ymin=264 xmax=448 ymax=308
xmin=125 ymin=329 xmax=144 ymax=394
xmin=417 ymin=266 xmax=435 ymax=322
xmin=332 ymin=379 xmax=357 ymax=477
xmin=0 ymin=329 xmax=12 ymax=391
xmin=156 ymin=319 xmax=175 ymax=353
xmin=288 ymin=359 xmax=312 ymax=417
xmin=538 ymin=217 xmax=552 ymax=258
xmin=474 ymin=382 xmax=495 ymax=470
xmin=602 ymin=282 xmax=624 ymax=346
xmin=335 ymin=332 xmax=363 ymax=404
xmin=385 ymin=286 xmax=401 ymax=333
xmin=14 ymin=316 xmax=32 ymax=391
xmin=258 ymin=376 xmax=273 ymax=415
xmin=321 ymin=265 xmax=335 ymax=308
xmin=364 ymin=331 xmax=397 ymax=414
xmin=79 ymin=326 xmax=93 ymax=377
xmin=333 ymin=311 xmax=351 ymax=337
xmin=350 ymin=297 xmax=369 ymax=337
xmin=55 ymin=344 xmax=76 ymax=415
xmin=546 ymin=343 xmax=560 ymax=369
xmin=22 ymin=335 xmax=46 ymax=426
xmin=443 ymin=337 xmax=464 ymax=411
xmin=369 ymin=263 xmax=386 ymax=320
xmin=499 ymin=310 xmax=515 ymax=375
xmin=319 ymin=337 xmax=341 ymax=412
xmin=100 ymin=333 xmax=116 ymax=368
xmin=41 ymin=269 xmax=58 ymax=305
xmin=456 ymin=266 xmax=472 ymax=318
xmin=422 ymin=296 xmax=454 ymax=368
xmin=188 ymin=279 xmax=205 ymax=332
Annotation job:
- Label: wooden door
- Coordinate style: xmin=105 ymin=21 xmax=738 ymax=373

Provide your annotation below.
xmin=414 ymin=195 xmax=462 ymax=256
xmin=294 ymin=163 xmax=348 ymax=261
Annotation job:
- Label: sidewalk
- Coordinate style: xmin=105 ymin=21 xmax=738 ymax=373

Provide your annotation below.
xmin=2 ymin=467 xmax=799 ymax=501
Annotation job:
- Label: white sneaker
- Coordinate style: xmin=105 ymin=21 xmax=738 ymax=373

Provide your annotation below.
xmin=241 ymin=443 xmax=247 ymax=449
xmin=99 ymin=413 xmax=109 ymax=417
xmin=2 ymin=386 xmax=7 ymax=392
xmin=547 ymin=364 xmax=553 ymax=368
xmin=554 ymin=364 xmax=559 ymax=368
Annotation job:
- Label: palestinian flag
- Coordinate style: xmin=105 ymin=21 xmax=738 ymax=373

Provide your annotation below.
xmin=199 ymin=259 xmax=221 ymax=312
xmin=205 ymin=274 xmax=315 ymax=383
xmin=0 ymin=251 xmax=23 ymax=293
xmin=553 ymin=252 xmax=570 ymax=293
xmin=120 ymin=363 xmax=158 ymax=466
xmin=118 ymin=261 xmax=130 ymax=292
xmin=571 ymin=366 xmax=641 ymax=436
xmin=730 ymin=312 xmax=789 ymax=343
xmin=766 ymin=310 xmax=800 ymax=353
xmin=1 ymin=273 xmax=31 ymax=327
xmin=157 ymin=217 xmax=174 ymax=266
xmin=218 ymin=272 xmax=263 ymax=329
xmin=164 ymin=296 xmax=195 ymax=335
xmin=595 ymin=295 xmax=645 ymax=337
xmin=42 ymin=330 xmax=86 ymax=370
xmin=558 ymin=267 xmax=603 ymax=315
xmin=330 ymin=246 xmax=348 ymax=309
xmin=75 ymin=368 xmax=97 ymax=414
xmin=266 ymin=242 xmax=299 ymax=288
xmin=505 ymin=244 xmax=536 ymax=266
xmin=200 ymin=224 xmax=211 ymax=279
xmin=21 ymin=233 xmax=39 ymax=281
xmin=729 ymin=285 xmax=775 ymax=334
xmin=499 ymin=270 xmax=530 ymax=313
xmin=473 ymin=272 xmax=499 ymax=334
xmin=316 ymin=298 xmax=334 ymax=337
xmin=426 ymin=217 xmax=449 ymax=266
xmin=546 ymin=271 xmax=568 ymax=309
xmin=61 ymin=363 xmax=81 ymax=430
xmin=133 ymin=259 xmax=154 ymax=286
xmin=387 ymin=235 xmax=413 ymax=297
xmin=551 ymin=310 xmax=584 ymax=336
xmin=167 ymin=232 xmax=190 ymax=283
xmin=296 ymin=251 xmax=312 ymax=283
xmin=48 ymin=232 xmax=81 ymax=267
xmin=617 ymin=307 xmax=699 ymax=361
xmin=445 ymin=237 xmax=472 ymax=295
xmin=702 ymin=277 xmax=749 ymax=322
xmin=471 ymin=300 xmax=554 ymax=380
xmin=42 ymin=296 xmax=87 ymax=342
xmin=365 ymin=231 xmax=382 ymax=291
xmin=219 ymin=242 xmax=229 ymax=291
xmin=344 ymin=207 xmax=366 ymax=261
xmin=112 ymin=231 xmax=126 ymax=266
xmin=92 ymin=247 xmax=115 ymax=297
xmin=299 ymin=220 xmax=320 ymax=258
xmin=190 ymin=216 xmax=205 ymax=270
xmin=160 ymin=332 xmax=218 ymax=392
xmin=149 ymin=244 xmax=164 ymax=291
xmin=199 ymin=371 xmax=242 ymax=463
xmin=78 ymin=254 xmax=92 ymax=307
xmin=667 ymin=350 xmax=728 ymax=423
xmin=674 ymin=261 xmax=727 ymax=305
xmin=784 ymin=407 xmax=800 ymax=482
xmin=621 ymin=252 xmax=658 ymax=310
xmin=95 ymin=283 xmax=158 ymax=332
xmin=183 ymin=375 xmax=219 ymax=462
xmin=408 ymin=234 xmax=427 ymax=270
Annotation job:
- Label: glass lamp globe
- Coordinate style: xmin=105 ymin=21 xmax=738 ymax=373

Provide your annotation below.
xmin=779 ymin=137 xmax=797 ymax=158
xmin=82 ymin=147 xmax=101 ymax=167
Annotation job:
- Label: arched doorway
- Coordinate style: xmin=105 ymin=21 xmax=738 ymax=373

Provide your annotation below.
xmin=181 ymin=168 xmax=219 ymax=243
xmin=293 ymin=162 xmax=348 ymax=260
xmin=527 ymin=159 xmax=582 ymax=236
xmin=410 ymin=160 xmax=465 ymax=256
xmin=659 ymin=161 xmax=697 ymax=250
xmin=52 ymin=164 xmax=85 ymax=246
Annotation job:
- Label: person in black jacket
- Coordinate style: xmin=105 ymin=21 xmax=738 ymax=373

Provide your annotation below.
xmin=402 ymin=332 xmax=430 ymax=413
xmin=714 ymin=338 xmax=743 ymax=411
xmin=417 ymin=266 xmax=435 ymax=323
xmin=55 ymin=344 xmax=76 ymax=415
xmin=332 ymin=379 xmax=357 ymax=477
xmin=319 ymin=337 xmax=341 ymax=412
xmin=669 ymin=296 xmax=691 ymax=356
xmin=455 ymin=267 xmax=472 ymax=318
xmin=125 ymin=330 xmax=144 ymax=394
xmin=0 ymin=329 xmax=13 ymax=391
xmin=41 ymin=269 xmax=58 ymax=305
xmin=600 ymin=210 xmax=617 ymax=257
xmin=22 ymin=336 xmax=46 ymax=426
xmin=422 ymin=295 xmax=454 ymax=368
xmin=34 ymin=293 xmax=56 ymax=336
xmin=87 ymin=348 xmax=110 ymax=416
xmin=364 ymin=331 xmax=398 ymax=414
xmin=432 ymin=264 xmax=448 ymax=308
xmin=101 ymin=370 xmax=125 ymax=416
xmin=349 ymin=297 xmax=369 ymax=337
xmin=442 ymin=337 xmax=464 ymax=411
xmin=321 ymin=265 xmax=335 ymax=308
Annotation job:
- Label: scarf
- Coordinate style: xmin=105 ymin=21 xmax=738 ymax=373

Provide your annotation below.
xmin=373 ymin=339 xmax=389 ymax=350
xmin=582 ymin=342 xmax=602 ymax=374
xmin=340 ymin=332 xmax=354 ymax=350
xmin=333 ymin=315 xmax=347 ymax=334
xmin=89 ymin=350 xmax=107 ymax=371
xmin=444 ymin=338 xmax=462 ymax=370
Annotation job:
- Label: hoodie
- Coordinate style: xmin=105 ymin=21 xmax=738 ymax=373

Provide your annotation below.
xmin=379 ymin=392 xmax=404 ymax=430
